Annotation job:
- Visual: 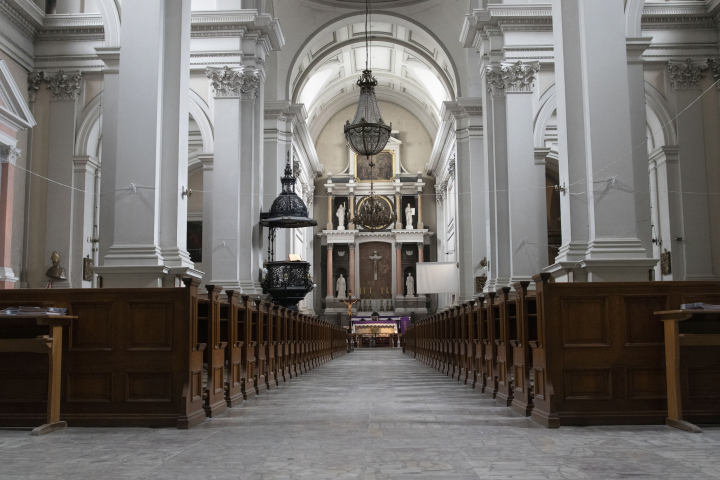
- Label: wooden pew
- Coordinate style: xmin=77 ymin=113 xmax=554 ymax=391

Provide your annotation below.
xmin=0 ymin=279 xmax=206 ymax=429
xmin=495 ymin=287 xmax=515 ymax=407
xmin=510 ymin=281 xmax=535 ymax=416
xmin=240 ymin=295 xmax=257 ymax=398
xmin=451 ymin=306 xmax=461 ymax=380
xmin=223 ymin=291 xmax=243 ymax=407
xmin=197 ymin=285 xmax=228 ymax=417
xmin=482 ymin=291 xmax=499 ymax=398
xmin=276 ymin=306 xmax=287 ymax=383
xmin=473 ymin=296 xmax=486 ymax=392
xmin=266 ymin=305 xmax=277 ymax=389
xmin=464 ymin=301 xmax=476 ymax=387
xmin=530 ymin=274 xmax=720 ymax=428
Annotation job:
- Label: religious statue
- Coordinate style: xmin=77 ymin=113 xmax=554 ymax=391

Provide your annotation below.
xmin=45 ymin=251 xmax=67 ymax=281
xmin=405 ymin=203 xmax=415 ymax=230
xmin=336 ymin=202 xmax=346 ymax=230
xmin=343 ymin=291 xmax=359 ymax=316
xmin=406 ymin=272 xmax=415 ymax=297
xmin=336 ymin=273 xmax=347 ymax=299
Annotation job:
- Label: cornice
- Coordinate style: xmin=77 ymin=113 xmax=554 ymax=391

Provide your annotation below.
xmin=0 ymin=0 xmax=37 ymax=37
xmin=190 ymin=10 xmax=285 ymax=52
xmin=462 ymin=4 xmax=552 ymax=49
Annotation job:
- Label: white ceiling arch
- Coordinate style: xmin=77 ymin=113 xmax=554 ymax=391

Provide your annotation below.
xmin=287 ymin=11 xmax=460 ymax=140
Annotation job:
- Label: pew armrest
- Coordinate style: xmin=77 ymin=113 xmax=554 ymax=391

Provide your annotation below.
xmin=509 ymin=340 xmax=520 ymax=348
xmin=218 ymin=342 xmax=228 ymax=349
xmin=494 ymin=340 xmax=502 ymax=346
xmin=473 ymin=340 xmax=480 ymax=345
xmin=196 ymin=343 xmax=207 ymax=352
xmin=529 ymin=340 xmax=540 ymax=349
xmin=250 ymin=341 xmax=257 ymax=347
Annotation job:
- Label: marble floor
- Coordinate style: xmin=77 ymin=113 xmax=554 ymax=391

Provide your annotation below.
xmin=1 ymin=349 xmax=719 ymax=480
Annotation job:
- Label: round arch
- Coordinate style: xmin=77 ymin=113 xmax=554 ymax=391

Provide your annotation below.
xmin=286 ymin=10 xmax=461 ymax=103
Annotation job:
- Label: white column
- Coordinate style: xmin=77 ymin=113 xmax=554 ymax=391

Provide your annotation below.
xmin=97 ymin=0 xmax=198 ymax=288
xmin=71 ymin=156 xmax=99 ymax=288
xmin=486 ymin=68 xmax=511 ymax=288
xmin=667 ymin=60 xmax=715 ymax=280
xmin=159 ymin=0 xmax=194 ymax=283
xmin=649 ymin=147 xmax=680 ymax=281
xmin=627 ymin=38 xmax=654 ymax=261
xmin=548 ymin=0 xmax=654 ymax=282
xmin=199 ymin=153 xmax=214 ymax=287
xmin=450 ymin=99 xmax=485 ymax=302
xmin=95 ymin=47 xmax=120 ymax=273
xmin=239 ymin=69 xmax=262 ymax=293
xmin=206 ymin=66 xmax=243 ymax=290
xmin=251 ymin=57 xmax=267 ymax=291
xmin=496 ymin=62 xmax=548 ymax=284
xmin=44 ymin=71 xmax=82 ymax=288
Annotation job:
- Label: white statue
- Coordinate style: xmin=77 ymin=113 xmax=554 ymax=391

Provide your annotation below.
xmin=406 ymin=273 xmax=415 ymax=297
xmin=336 ymin=274 xmax=346 ymax=299
xmin=336 ymin=202 xmax=346 ymax=230
xmin=405 ymin=203 xmax=415 ymax=230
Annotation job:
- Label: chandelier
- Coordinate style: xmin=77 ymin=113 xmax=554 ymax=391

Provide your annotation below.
xmin=345 ymin=0 xmax=394 ymax=231
xmin=344 ymin=0 xmax=391 ymax=156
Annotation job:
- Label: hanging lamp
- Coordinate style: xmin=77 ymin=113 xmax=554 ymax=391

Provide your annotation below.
xmin=345 ymin=0 xmax=394 ymax=230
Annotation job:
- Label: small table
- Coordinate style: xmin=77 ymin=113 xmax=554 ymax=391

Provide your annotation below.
xmin=0 ymin=314 xmax=75 ymax=435
xmin=655 ymin=310 xmax=720 ymax=433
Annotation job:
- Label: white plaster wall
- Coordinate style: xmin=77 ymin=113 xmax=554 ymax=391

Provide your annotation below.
xmin=0 ymin=52 xmax=31 ymax=288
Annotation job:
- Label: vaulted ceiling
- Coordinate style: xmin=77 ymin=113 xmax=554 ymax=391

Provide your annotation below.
xmin=289 ymin=13 xmax=458 ymax=141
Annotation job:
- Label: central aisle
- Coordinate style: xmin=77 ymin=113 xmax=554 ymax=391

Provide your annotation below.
xmin=1 ymin=349 xmax=719 ymax=479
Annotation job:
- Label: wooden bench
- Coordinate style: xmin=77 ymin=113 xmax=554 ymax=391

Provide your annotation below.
xmin=0 ymin=279 xmax=206 ymax=429
xmin=530 ymin=274 xmax=720 ymax=428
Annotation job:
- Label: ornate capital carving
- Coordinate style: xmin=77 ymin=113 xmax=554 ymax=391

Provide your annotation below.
xmin=0 ymin=146 xmax=21 ymax=165
xmin=447 ymin=158 xmax=456 ymax=178
xmin=710 ymin=58 xmax=720 ymax=87
xmin=241 ymin=71 xmax=260 ymax=100
xmin=45 ymin=70 xmax=82 ymax=101
xmin=668 ymin=59 xmax=708 ymax=91
xmin=486 ymin=61 xmax=539 ymax=95
xmin=486 ymin=68 xmax=506 ymax=96
xmin=206 ymin=66 xmax=243 ymax=98
xmin=502 ymin=61 xmax=540 ymax=93
xmin=27 ymin=71 xmax=44 ymax=102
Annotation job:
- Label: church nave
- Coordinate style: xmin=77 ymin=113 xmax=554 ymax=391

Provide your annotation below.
xmin=1 ymin=349 xmax=718 ymax=480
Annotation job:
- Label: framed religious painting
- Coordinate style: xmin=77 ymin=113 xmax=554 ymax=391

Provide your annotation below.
xmin=355 ymin=150 xmax=395 ymax=183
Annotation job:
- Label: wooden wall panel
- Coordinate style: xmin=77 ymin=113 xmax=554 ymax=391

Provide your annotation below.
xmin=127 ymin=302 xmax=173 ymax=351
xmin=561 ymin=297 xmax=609 ymax=347
xmin=0 ymin=373 xmax=46 ymax=402
xmin=623 ymin=296 xmax=666 ymax=345
xmin=125 ymin=372 xmax=172 ymax=403
xmin=564 ymin=369 xmax=612 ymax=400
xmin=66 ymin=373 xmax=112 ymax=402
xmin=68 ymin=303 xmax=113 ymax=351
xmin=626 ymin=368 xmax=666 ymax=399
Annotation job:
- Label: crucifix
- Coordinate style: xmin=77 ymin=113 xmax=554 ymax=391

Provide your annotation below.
xmin=369 ymin=250 xmax=382 ymax=281
xmin=343 ymin=292 xmax=359 ymax=317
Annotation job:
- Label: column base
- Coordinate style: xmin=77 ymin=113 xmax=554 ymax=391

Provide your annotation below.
xmin=239 ymin=281 xmax=263 ymax=295
xmin=0 ymin=267 xmax=18 ymax=289
xmin=94 ymin=265 xmax=171 ymax=288
xmin=545 ymin=259 xmax=658 ymax=282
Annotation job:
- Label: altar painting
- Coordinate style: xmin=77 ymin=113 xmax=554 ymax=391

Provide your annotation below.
xmin=355 ymin=151 xmax=395 ymax=182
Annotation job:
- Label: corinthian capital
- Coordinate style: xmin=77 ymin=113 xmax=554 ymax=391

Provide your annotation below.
xmin=501 ymin=61 xmax=539 ymax=93
xmin=668 ymin=59 xmax=708 ymax=91
xmin=27 ymin=71 xmax=45 ymax=102
xmin=486 ymin=67 xmax=506 ymax=96
xmin=206 ymin=66 xmax=243 ymax=98
xmin=45 ymin=70 xmax=82 ymax=101
xmin=0 ymin=146 xmax=21 ymax=165
xmin=241 ymin=71 xmax=260 ymax=100
xmin=710 ymin=58 xmax=720 ymax=87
